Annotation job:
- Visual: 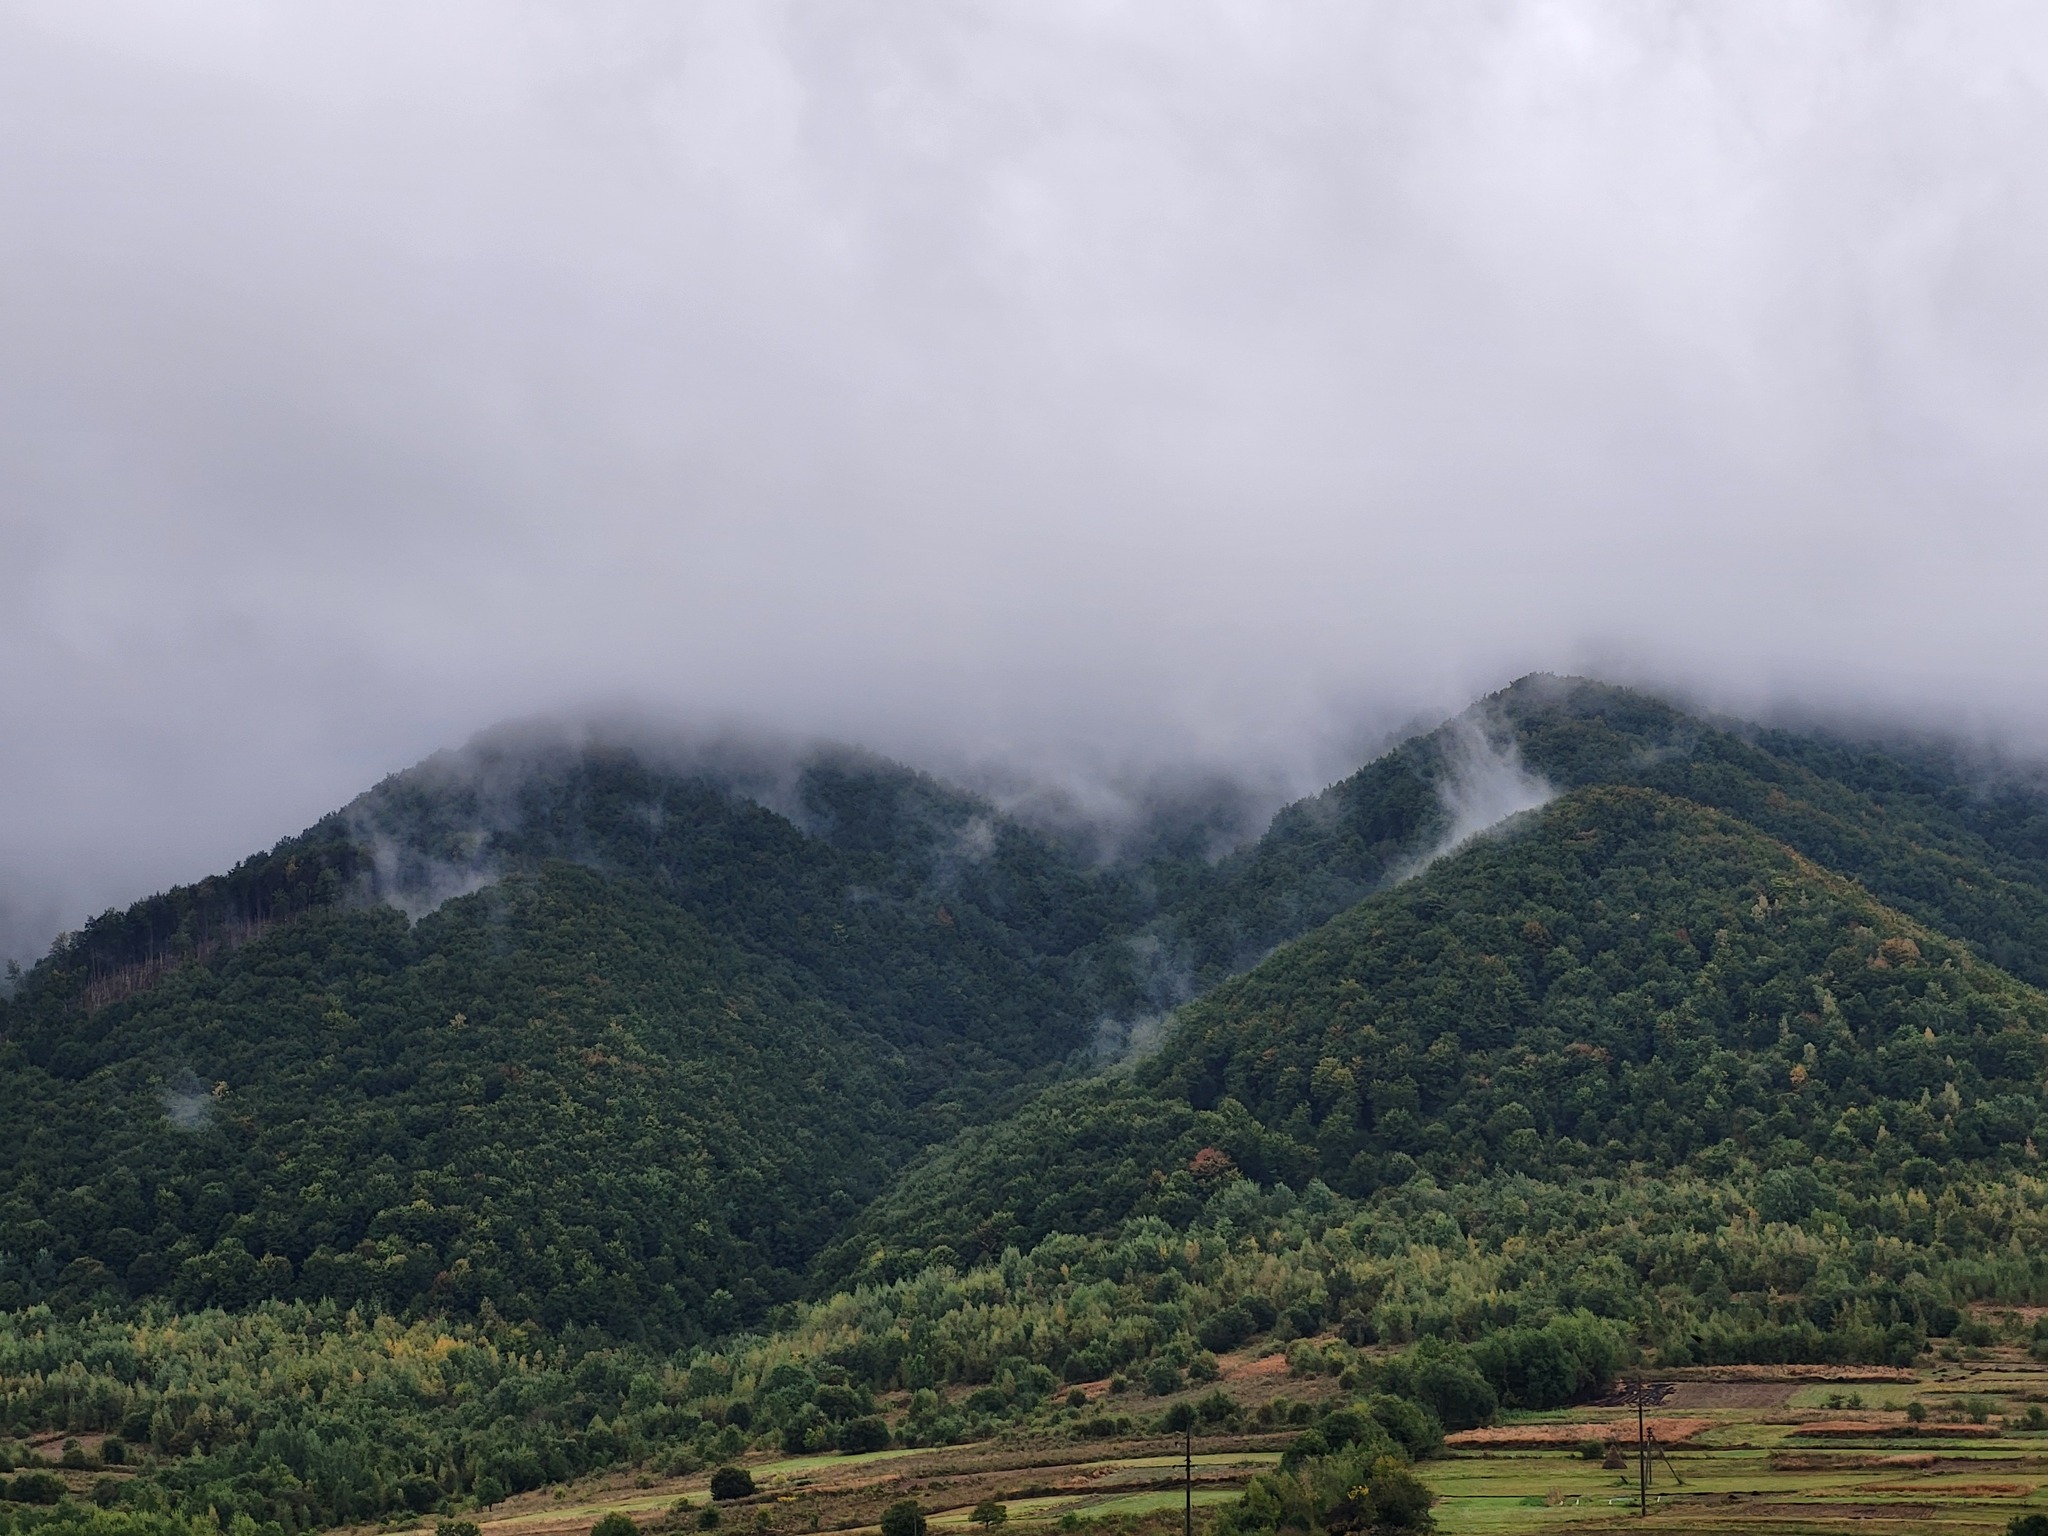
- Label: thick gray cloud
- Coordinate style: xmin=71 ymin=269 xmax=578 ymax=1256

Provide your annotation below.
xmin=6 ymin=2 xmax=2048 ymax=962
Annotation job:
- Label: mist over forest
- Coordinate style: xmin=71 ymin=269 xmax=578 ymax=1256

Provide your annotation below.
xmin=8 ymin=3 xmax=2048 ymax=965
xmin=8 ymin=10 xmax=2048 ymax=1536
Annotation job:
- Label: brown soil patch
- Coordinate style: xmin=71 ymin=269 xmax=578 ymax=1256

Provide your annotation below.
xmin=1739 ymin=1502 xmax=1936 ymax=1521
xmin=1218 ymin=1352 xmax=1291 ymax=1384
xmin=1445 ymin=1417 xmax=1712 ymax=1449
xmin=1790 ymin=1419 xmax=1998 ymax=1438
xmin=1772 ymin=1452 xmax=1938 ymax=1472
xmin=1657 ymin=1364 xmax=1918 ymax=1383
xmin=1857 ymin=1481 xmax=2030 ymax=1496
xmin=1663 ymin=1381 xmax=1795 ymax=1409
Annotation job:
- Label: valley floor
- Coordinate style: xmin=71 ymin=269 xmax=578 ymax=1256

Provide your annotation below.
xmin=362 ymin=1348 xmax=2048 ymax=1536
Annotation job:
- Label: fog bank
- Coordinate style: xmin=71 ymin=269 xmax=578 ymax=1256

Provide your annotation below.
xmin=6 ymin=3 xmax=2048 ymax=961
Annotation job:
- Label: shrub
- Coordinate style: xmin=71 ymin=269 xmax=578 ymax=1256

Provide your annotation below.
xmin=709 ymin=1467 xmax=755 ymax=1502
xmin=1357 ymin=1456 xmax=1435 ymax=1533
xmin=971 ymin=1501 xmax=1008 ymax=1530
xmin=591 ymin=1515 xmax=639 ymax=1536
xmin=98 ymin=1438 xmax=126 ymax=1467
xmin=1366 ymin=1394 xmax=1445 ymax=1460
xmin=696 ymin=1510 xmax=721 ymax=1531
xmin=8 ymin=1471 xmax=66 ymax=1505
xmin=838 ymin=1417 xmax=892 ymax=1454
xmin=881 ymin=1501 xmax=927 ymax=1536
xmin=1199 ymin=1305 xmax=1256 ymax=1354
xmin=439 ymin=1522 xmax=484 ymax=1536
xmin=1195 ymin=1389 xmax=1240 ymax=1424
xmin=2007 ymin=1515 xmax=2048 ymax=1536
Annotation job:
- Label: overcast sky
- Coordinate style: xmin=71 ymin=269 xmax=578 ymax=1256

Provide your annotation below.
xmin=5 ymin=2 xmax=2048 ymax=962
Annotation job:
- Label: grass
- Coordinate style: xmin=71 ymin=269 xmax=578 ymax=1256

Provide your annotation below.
xmin=376 ymin=1342 xmax=2048 ymax=1536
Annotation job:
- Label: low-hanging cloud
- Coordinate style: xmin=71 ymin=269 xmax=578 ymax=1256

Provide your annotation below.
xmin=1395 ymin=715 xmax=1557 ymax=881
xmin=6 ymin=2 xmax=2048 ymax=961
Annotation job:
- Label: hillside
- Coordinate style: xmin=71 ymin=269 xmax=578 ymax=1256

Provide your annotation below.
xmin=10 ymin=679 xmax=2048 ymax=1536
xmin=0 ymin=732 xmax=1210 ymax=1337
xmin=836 ymin=782 xmax=2048 ymax=1280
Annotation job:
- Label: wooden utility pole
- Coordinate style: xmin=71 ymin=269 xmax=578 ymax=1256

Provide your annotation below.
xmin=1637 ymin=1375 xmax=1648 ymax=1517
xmin=1184 ymin=1423 xmax=1193 ymax=1536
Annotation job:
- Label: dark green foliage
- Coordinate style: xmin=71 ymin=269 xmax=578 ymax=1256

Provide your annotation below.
xmin=590 ymin=1515 xmax=638 ymax=1536
xmin=838 ymin=1416 xmax=891 ymax=1453
xmin=2008 ymin=1516 xmax=2048 ymax=1536
xmin=1364 ymin=1396 xmax=1443 ymax=1461
xmin=0 ymin=741 xmax=1213 ymax=1337
xmin=709 ymin=1467 xmax=754 ymax=1501
xmin=1382 ymin=1349 xmax=1498 ymax=1433
xmin=7 ymin=1471 xmax=67 ymax=1504
xmin=1229 ymin=1444 xmax=1430 ymax=1536
xmin=14 ymin=676 xmax=2048 ymax=1534
xmin=880 ymin=1500 xmax=927 ymax=1536
xmin=847 ymin=782 xmax=2048 ymax=1265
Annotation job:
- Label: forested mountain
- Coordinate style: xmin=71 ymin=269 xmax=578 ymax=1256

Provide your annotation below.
xmin=832 ymin=782 xmax=2048 ymax=1276
xmin=0 ymin=730 xmax=1208 ymax=1337
xmin=10 ymin=677 xmax=2048 ymax=1536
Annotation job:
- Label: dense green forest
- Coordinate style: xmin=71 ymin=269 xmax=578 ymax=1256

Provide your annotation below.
xmin=8 ymin=678 xmax=2048 ymax=1535
xmin=837 ymin=783 xmax=2048 ymax=1274
xmin=0 ymin=740 xmax=1225 ymax=1340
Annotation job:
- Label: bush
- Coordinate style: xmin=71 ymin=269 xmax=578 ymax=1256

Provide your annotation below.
xmin=7 ymin=1471 xmax=67 ymax=1505
xmin=696 ymin=1510 xmax=721 ymax=1531
xmin=591 ymin=1517 xmax=638 ymax=1536
xmin=839 ymin=1417 xmax=892 ymax=1454
xmin=709 ymin=1466 xmax=755 ymax=1502
xmin=439 ymin=1522 xmax=484 ymax=1536
xmin=98 ymin=1438 xmax=126 ymax=1467
xmin=881 ymin=1500 xmax=928 ymax=1536
xmin=2007 ymin=1515 xmax=2048 ymax=1536
xmin=1199 ymin=1305 xmax=1256 ymax=1354
xmin=1405 ymin=1354 xmax=1499 ymax=1431
xmin=1357 ymin=1456 xmax=1435 ymax=1533
xmin=1195 ymin=1389 xmax=1240 ymax=1424
xmin=1467 ymin=1314 xmax=1624 ymax=1409
xmin=1366 ymin=1395 xmax=1445 ymax=1460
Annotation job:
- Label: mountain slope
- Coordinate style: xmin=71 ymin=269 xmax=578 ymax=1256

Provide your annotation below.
xmin=0 ymin=731 xmax=1207 ymax=1337
xmin=12 ymin=679 xmax=2048 ymax=1342
xmin=831 ymin=783 xmax=2048 ymax=1279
